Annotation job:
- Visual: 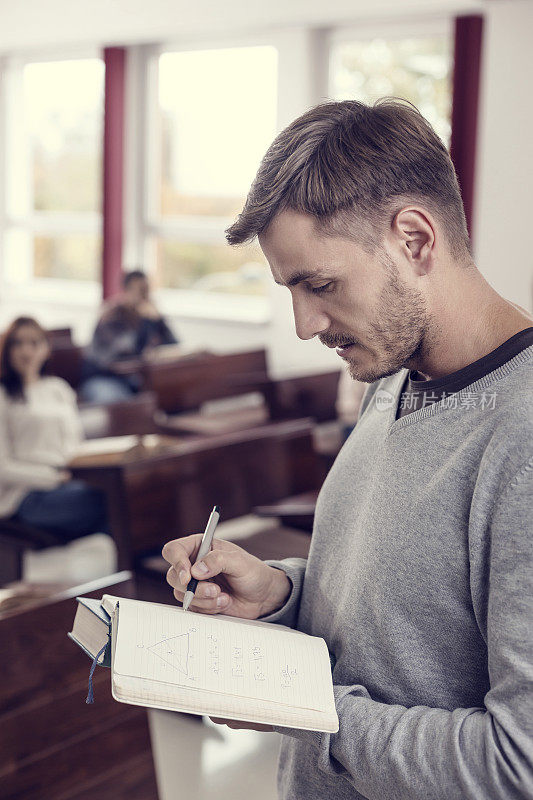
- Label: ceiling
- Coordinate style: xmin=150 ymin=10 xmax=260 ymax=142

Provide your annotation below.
xmin=0 ymin=0 xmax=489 ymax=55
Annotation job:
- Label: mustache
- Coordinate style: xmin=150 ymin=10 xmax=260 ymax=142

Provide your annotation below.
xmin=319 ymin=333 xmax=357 ymax=348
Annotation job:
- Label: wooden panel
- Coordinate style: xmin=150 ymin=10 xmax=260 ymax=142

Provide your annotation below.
xmin=143 ymin=348 xmax=268 ymax=413
xmin=0 ymin=578 xmax=134 ymax=716
xmin=45 ymin=343 xmax=84 ymax=389
xmin=1 ymin=711 xmax=156 ymax=800
xmin=0 ymin=573 xmax=158 ymax=800
xmin=79 ymin=392 xmax=159 ymax=439
xmin=65 ymin=752 xmax=158 ymax=800
xmin=47 ymin=328 xmax=73 ymax=346
xmin=123 ymin=420 xmax=320 ymax=557
xmin=270 ymin=370 xmax=341 ymax=423
xmin=1 ymin=673 xmax=133 ymax=768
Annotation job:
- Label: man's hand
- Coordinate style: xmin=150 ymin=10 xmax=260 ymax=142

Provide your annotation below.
xmin=162 ymin=534 xmax=292 ymax=620
xmin=209 ymin=716 xmax=274 ymax=732
xmin=136 ymin=299 xmax=161 ymax=320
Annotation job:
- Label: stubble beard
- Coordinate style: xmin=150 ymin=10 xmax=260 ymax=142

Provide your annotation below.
xmin=345 ymin=255 xmax=433 ymax=384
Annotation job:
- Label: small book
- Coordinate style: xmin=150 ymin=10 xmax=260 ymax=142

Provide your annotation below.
xmin=69 ymin=595 xmax=339 ymax=733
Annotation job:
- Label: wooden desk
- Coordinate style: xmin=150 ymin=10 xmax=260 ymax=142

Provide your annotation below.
xmin=69 ymin=419 xmax=320 ymax=571
xmin=0 ymin=572 xmax=158 ymax=800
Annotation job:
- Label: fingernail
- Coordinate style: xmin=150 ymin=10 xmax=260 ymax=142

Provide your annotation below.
xmin=193 ymin=561 xmax=208 ymax=575
xmin=216 ymin=595 xmax=228 ymax=607
xmin=179 ymin=569 xmax=188 ymax=584
xmin=205 ymin=585 xmax=215 ymax=597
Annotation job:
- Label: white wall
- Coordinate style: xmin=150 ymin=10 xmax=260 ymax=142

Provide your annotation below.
xmin=473 ymin=0 xmax=533 ymax=311
xmin=0 ymin=0 xmax=482 ymax=54
xmin=0 ymin=295 xmax=269 ymax=353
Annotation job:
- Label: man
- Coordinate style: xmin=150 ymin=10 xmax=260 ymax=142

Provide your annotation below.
xmin=163 ymin=99 xmax=533 ymax=799
xmin=80 ymin=270 xmax=178 ymax=402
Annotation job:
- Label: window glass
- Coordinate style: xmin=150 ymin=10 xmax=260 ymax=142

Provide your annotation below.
xmin=34 ymin=234 xmax=101 ymax=281
xmin=158 ymin=47 xmax=277 ymax=219
xmin=153 ymin=46 xmax=277 ymax=296
xmin=155 ymin=240 xmax=268 ymax=295
xmin=24 ymin=59 xmax=104 ymax=213
xmin=329 ymin=36 xmax=452 ymax=145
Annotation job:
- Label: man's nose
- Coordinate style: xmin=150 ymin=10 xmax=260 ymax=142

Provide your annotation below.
xmin=292 ymin=295 xmax=330 ymax=341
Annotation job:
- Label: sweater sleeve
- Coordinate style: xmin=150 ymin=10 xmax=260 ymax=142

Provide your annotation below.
xmin=256 ymin=558 xmax=307 ymax=629
xmin=274 ymin=462 xmax=533 ymax=800
xmin=0 ymin=392 xmax=62 ymax=491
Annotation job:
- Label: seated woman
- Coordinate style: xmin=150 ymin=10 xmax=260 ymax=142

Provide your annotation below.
xmin=79 ymin=269 xmax=179 ymax=403
xmin=0 ymin=316 xmax=107 ymax=540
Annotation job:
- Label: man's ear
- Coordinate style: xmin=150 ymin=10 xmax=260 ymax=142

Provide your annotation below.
xmin=392 ymin=208 xmax=436 ymax=275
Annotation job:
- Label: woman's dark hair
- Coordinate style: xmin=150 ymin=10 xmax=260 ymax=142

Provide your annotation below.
xmin=0 ymin=317 xmax=50 ymax=400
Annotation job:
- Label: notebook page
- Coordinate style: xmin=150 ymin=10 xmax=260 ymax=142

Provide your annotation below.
xmin=101 ymin=595 xmax=301 ymax=634
xmin=112 ymin=673 xmax=339 ymax=732
xmin=113 ymin=598 xmax=334 ymax=713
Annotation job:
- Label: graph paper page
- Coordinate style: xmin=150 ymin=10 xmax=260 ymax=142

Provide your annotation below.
xmin=113 ymin=598 xmax=334 ymax=713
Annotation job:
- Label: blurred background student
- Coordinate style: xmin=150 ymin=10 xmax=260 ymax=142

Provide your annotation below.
xmin=79 ymin=270 xmax=179 ymax=403
xmin=0 ymin=316 xmax=107 ymax=539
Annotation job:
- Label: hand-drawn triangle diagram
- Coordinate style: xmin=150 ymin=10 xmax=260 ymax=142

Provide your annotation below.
xmin=148 ymin=633 xmax=191 ymax=676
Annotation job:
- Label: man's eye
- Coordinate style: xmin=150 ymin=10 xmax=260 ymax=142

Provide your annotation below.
xmin=311 ymin=282 xmax=334 ymax=295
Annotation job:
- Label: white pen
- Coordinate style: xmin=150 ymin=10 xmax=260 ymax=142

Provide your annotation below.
xmin=182 ymin=505 xmax=220 ymax=612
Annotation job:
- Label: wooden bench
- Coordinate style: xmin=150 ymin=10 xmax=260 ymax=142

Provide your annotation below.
xmin=69 ymin=418 xmax=320 ymax=569
xmin=142 ymin=348 xmax=268 ymax=413
xmin=0 ymin=572 xmax=158 ymax=800
xmin=0 ymin=519 xmax=86 ymax=587
xmin=79 ymin=391 xmax=159 ymax=439
xmin=150 ymin=359 xmax=342 ymax=439
xmin=269 ymin=370 xmax=341 ymax=422
xmin=44 ymin=341 xmax=85 ymax=389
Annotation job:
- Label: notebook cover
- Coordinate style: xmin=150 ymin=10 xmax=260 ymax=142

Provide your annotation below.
xmin=68 ymin=597 xmax=112 ymax=667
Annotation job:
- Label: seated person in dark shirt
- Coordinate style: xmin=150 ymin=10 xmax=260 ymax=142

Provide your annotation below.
xmin=79 ymin=270 xmax=178 ymax=403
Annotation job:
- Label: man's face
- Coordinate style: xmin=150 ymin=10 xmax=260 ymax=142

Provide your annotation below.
xmin=259 ymin=209 xmax=432 ymax=383
xmin=125 ymin=276 xmax=150 ymax=306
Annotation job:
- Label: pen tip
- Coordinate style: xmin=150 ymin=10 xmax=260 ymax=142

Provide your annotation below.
xmin=214 ymin=505 xmax=220 ymax=513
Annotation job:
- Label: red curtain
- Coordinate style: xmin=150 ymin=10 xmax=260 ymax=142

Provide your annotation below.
xmin=102 ymin=47 xmax=126 ymax=300
xmin=450 ymin=15 xmax=484 ymax=243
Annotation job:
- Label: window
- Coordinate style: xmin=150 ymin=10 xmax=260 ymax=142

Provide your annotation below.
xmin=329 ymin=24 xmax=452 ymax=146
xmin=3 ymin=56 xmax=104 ymax=287
xmin=146 ymin=45 xmax=278 ymax=297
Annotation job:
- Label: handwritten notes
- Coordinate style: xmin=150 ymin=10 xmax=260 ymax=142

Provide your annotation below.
xmin=113 ymin=598 xmax=333 ymax=713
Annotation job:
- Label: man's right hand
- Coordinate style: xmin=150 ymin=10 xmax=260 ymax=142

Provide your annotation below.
xmin=162 ymin=534 xmax=292 ymax=620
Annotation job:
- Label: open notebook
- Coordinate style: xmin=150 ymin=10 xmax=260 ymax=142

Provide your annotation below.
xmin=69 ymin=595 xmax=339 ymax=733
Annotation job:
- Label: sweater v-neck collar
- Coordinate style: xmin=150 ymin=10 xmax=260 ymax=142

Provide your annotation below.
xmin=386 ymin=344 xmax=533 ymax=436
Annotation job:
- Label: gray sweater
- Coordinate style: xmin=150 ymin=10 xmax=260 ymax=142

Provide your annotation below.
xmin=262 ymin=346 xmax=533 ymax=800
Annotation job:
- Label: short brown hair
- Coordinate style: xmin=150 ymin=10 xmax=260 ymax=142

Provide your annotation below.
xmin=226 ymin=98 xmax=471 ymax=258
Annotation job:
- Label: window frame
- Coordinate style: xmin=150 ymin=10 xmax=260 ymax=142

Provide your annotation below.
xmin=134 ymin=35 xmax=284 ymax=322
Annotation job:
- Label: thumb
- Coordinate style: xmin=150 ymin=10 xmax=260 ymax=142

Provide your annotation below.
xmin=190 ymin=544 xmax=251 ymax=581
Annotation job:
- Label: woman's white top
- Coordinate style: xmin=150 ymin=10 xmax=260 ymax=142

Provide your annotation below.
xmin=0 ymin=376 xmax=83 ymax=518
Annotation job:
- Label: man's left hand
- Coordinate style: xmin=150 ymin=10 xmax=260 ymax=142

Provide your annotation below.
xmin=209 ymin=716 xmax=274 ymax=732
